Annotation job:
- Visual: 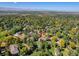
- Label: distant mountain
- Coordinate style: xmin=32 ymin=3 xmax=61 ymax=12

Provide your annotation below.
xmin=0 ymin=7 xmax=34 ymax=11
xmin=0 ymin=7 xmax=79 ymax=15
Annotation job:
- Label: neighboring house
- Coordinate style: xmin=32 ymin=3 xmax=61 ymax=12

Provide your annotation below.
xmin=13 ymin=32 xmax=25 ymax=40
xmin=9 ymin=44 xmax=19 ymax=55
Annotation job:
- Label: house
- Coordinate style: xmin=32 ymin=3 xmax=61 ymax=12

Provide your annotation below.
xmin=13 ymin=32 xmax=26 ymax=40
xmin=9 ymin=44 xmax=19 ymax=55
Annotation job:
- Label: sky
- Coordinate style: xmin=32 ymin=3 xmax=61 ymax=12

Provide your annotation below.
xmin=0 ymin=2 xmax=79 ymax=11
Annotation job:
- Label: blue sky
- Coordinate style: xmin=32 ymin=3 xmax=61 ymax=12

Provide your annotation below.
xmin=0 ymin=2 xmax=79 ymax=11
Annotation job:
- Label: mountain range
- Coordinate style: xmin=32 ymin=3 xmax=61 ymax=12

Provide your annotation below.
xmin=0 ymin=7 xmax=79 ymax=15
